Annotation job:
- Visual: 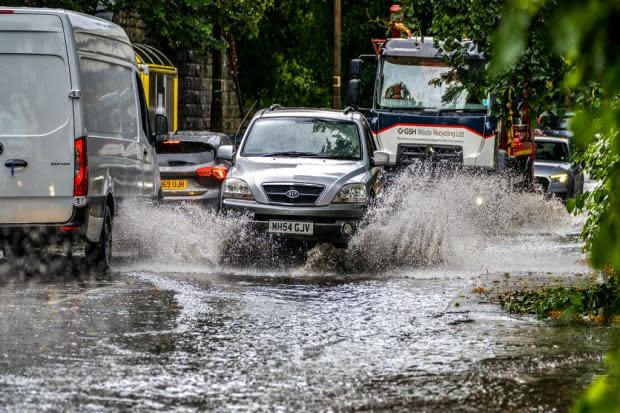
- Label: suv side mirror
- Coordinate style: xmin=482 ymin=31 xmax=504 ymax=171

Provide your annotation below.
xmin=347 ymin=79 xmax=361 ymax=107
xmin=154 ymin=114 xmax=169 ymax=143
xmin=349 ymin=59 xmax=363 ymax=78
xmin=372 ymin=150 xmax=389 ymax=166
xmin=217 ymin=145 xmax=234 ymax=161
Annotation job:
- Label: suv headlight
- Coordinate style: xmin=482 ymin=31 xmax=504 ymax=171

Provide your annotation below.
xmin=333 ymin=183 xmax=367 ymax=204
xmin=223 ymin=178 xmax=254 ymax=200
xmin=550 ymin=174 xmax=568 ymax=183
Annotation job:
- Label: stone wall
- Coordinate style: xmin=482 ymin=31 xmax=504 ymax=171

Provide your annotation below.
xmin=175 ymin=51 xmax=213 ymax=131
xmin=176 ymin=50 xmax=242 ymax=133
xmin=220 ymin=49 xmax=243 ymax=134
xmin=109 ymin=13 xmax=243 ymax=134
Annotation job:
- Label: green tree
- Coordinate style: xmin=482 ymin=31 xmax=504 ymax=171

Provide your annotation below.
xmin=5 ymin=0 xmax=273 ymax=52
xmin=488 ymin=1 xmax=620 ymax=411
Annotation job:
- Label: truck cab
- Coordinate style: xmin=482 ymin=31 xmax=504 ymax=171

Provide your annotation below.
xmin=348 ymin=37 xmax=535 ymax=187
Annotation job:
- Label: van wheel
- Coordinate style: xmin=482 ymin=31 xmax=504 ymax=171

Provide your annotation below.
xmin=1 ymin=236 xmax=28 ymax=259
xmin=85 ymin=205 xmax=112 ymax=273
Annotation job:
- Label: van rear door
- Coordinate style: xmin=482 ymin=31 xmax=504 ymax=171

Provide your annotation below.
xmin=0 ymin=12 xmax=75 ymax=224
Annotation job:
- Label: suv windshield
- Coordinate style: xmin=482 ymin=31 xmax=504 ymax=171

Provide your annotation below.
xmin=377 ymin=57 xmax=485 ymax=111
xmin=242 ymin=118 xmax=361 ymax=160
xmin=536 ymin=140 xmax=570 ymax=162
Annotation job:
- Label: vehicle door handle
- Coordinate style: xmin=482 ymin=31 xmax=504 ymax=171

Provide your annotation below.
xmin=4 ymin=159 xmax=28 ymax=176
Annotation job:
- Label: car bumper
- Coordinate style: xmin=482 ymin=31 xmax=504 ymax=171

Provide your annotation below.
xmin=535 ymin=176 xmax=569 ymax=199
xmin=0 ymin=205 xmax=90 ymax=246
xmin=221 ymin=199 xmax=365 ymax=243
xmin=161 ymin=188 xmax=220 ymax=208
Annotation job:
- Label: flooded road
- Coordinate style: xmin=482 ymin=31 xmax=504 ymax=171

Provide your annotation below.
xmin=0 ymin=177 xmax=616 ymax=412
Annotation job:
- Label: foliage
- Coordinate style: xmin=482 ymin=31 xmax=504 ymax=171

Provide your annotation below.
xmin=5 ymin=0 xmax=99 ymax=12
xmin=5 ymin=0 xmax=273 ymax=52
xmin=490 ymin=0 xmax=620 ymax=274
xmin=489 ymin=1 xmax=620 ymax=411
xmin=398 ymin=0 xmax=569 ymax=126
xmin=568 ymin=122 xmax=620 ymax=253
xmin=572 ymin=337 xmax=620 ymax=413
xmin=236 ymin=0 xmax=331 ymax=107
xmin=109 ymin=0 xmax=272 ymax=52
xmin=498 ymin=280 xmax=620 ymax=322
xmin=236 ymin=0 xmax=391 ymax=108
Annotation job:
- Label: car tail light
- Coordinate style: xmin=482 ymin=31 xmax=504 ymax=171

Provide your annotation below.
xmin=163 ymin=140 xmax=180 ymax=145
xmin=60 ymin=226 xmax=80 ymax=232
xmin=196 ymin=165 xmax=228 ymax=182
xmin=212 ymin=166 xmax=228 ymax=181
xmin=0 ymin=10 xmax=14 ymax=14
xmin=74 ymin=137 xmax=88 ymax=196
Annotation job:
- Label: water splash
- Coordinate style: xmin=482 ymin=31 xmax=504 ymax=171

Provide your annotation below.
xmin=113 ymin=171 xmax=570 ymax=274
xmin=314 ymin=170 xmax=570 ymax=273
xmin=113 ymin=203 xmax=249 ymax=269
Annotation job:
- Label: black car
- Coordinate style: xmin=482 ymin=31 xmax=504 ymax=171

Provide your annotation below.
xmin=155 ymin=131 xmax=232 ymax=207
xmin=537 ymin=112 xmax=573 ymax=138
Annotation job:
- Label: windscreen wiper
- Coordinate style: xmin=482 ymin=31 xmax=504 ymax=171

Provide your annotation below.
xmin=317 ymin=154 xmax=355 ymax=160
xmin=259 ymin=151 xmax=319 ymax=157
xmin=168 ymin=160 xmax=196 ymax=166
xmin=440 ymin=107 xmax=487 ymax=113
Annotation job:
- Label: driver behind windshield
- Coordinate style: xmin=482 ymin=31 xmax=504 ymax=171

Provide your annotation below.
xmin=243 ymin=118 xmax=361 ymax=160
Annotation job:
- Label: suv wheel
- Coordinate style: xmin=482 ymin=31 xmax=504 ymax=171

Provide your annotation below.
xmin=85 ymin=205 xmax=112 ymax=273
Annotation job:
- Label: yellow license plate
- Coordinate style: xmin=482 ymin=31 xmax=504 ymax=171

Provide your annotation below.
xmin=161 ymin=179 xmax=188 ymax=190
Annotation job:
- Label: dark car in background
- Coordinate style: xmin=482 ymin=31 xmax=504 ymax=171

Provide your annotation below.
xmin=156 ymin=132 xmax=232 ymax=207
xmin=534 ymin=136 xmax=584 ymax=199
xmin=537 ymin=112 xmax=573 ymax=138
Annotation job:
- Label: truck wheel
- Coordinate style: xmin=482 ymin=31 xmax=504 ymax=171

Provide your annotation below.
xmin=85 ymin=205 xmax=112 ymax=273
xmin=522 ymin=158 xmax=534 ymax=192
xmin=494 ymin=150 xmax=514 ymax=191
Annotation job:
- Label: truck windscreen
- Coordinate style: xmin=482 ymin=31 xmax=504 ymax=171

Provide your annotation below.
xmin=377 ymin=57 xmax=486 ymax=112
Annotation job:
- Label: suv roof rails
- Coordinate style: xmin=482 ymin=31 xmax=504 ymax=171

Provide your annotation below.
xmin=343 ymin=106 xmax=357 ymax=115
xmin=268 ymin=104 xmax=282 ymax=111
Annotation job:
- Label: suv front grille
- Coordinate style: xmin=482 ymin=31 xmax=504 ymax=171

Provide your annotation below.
xmin=262 ymin=183 xmax=325 ymax=206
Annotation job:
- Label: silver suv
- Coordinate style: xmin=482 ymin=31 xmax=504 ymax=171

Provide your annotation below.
xmin=219 ymin=107 xmax=388 ymax=246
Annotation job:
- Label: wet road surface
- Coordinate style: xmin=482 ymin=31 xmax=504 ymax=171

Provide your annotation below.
xmin=0 ymin=181 xmax=617 ymax=412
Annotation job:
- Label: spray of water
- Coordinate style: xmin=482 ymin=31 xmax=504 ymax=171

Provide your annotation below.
xmin=112 ymin=171 xmax=569 ymax=274
xmin=309 ymin=169 xmax=569 ymax=273
xmin=113 ymin=203 xmax=249 ymax=269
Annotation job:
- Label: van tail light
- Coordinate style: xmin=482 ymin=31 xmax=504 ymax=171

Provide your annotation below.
xmin=60 ymin=226 xmax=80 ymax=232
xmin=196 ymin=165 xmax=228 ymax=182
xmin=74 ymin=137 xmax=88 ymax=196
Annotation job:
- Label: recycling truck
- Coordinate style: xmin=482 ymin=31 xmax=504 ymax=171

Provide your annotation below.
xmin=347 ymin=35 xmax=535 ymax=188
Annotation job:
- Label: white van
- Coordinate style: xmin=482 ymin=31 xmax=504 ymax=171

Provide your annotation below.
xmin=0 ymin=8 xmax=167 ymax=271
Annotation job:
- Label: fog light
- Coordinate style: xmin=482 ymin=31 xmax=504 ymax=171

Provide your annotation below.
xmin=475 ymin=196 xmax=485 ymax=206
xmin=341 ymin=223 xmax=355 ymax=237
